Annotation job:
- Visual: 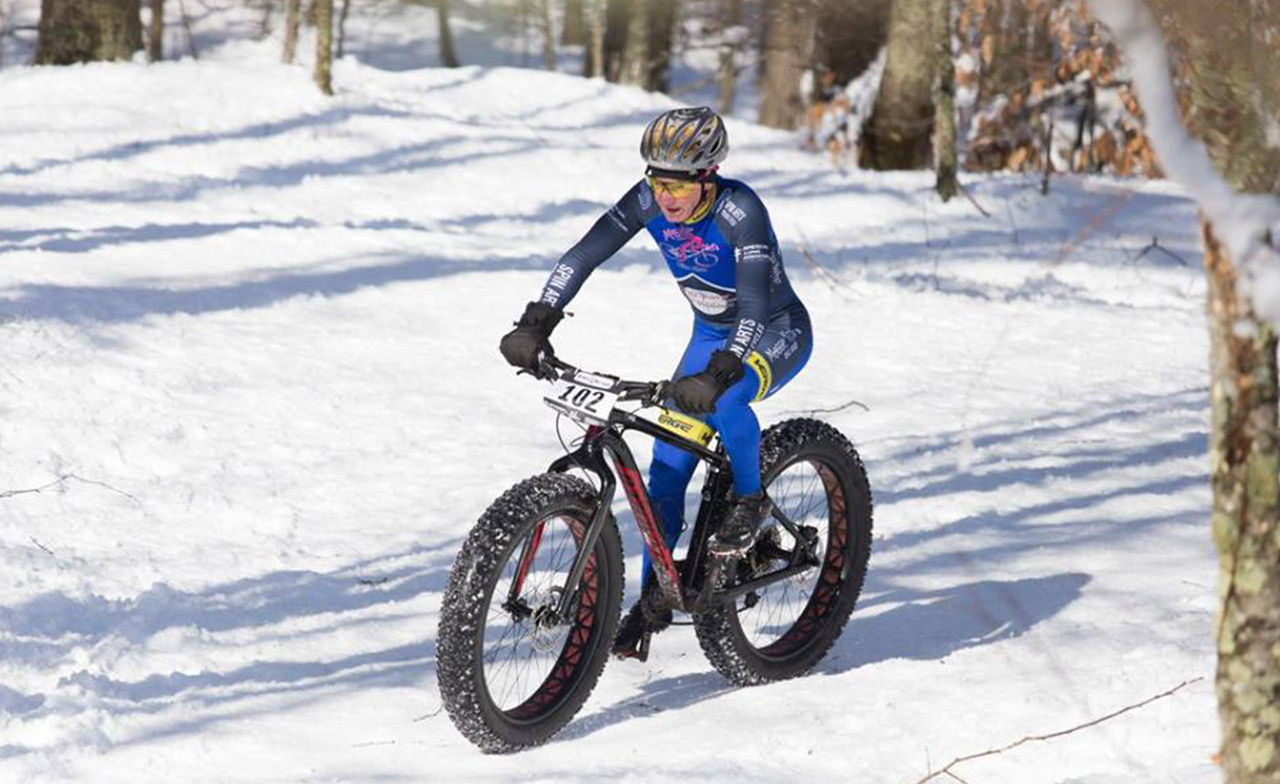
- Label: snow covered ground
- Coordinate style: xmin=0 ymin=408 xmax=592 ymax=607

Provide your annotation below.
xmin=1 ymin=7 xmax=1219 ymax=783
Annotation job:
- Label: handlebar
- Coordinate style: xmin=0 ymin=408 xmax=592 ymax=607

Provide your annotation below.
xmin=535 ymin=352 xmax=669 ymax=408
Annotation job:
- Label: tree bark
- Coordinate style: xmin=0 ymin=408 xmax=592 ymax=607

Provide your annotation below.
xmin=313 ymin=0 xmax=332 ymax=94
xmin=933 ymin=0 xmax=957 ymax=199
xmin=1171 ymin=2 xmax=1280 ymax=780
xmin=539 ymin=0 xmax=556 ymax=70
xmin=619 ymin=0 xmax=647 ymax=86
xmin=146 ymin=0 xmax=162 ymax=61
xmin=643 ymin=0 xmax=676 ymax=92
xmin=282 ymin=0 xmax=300 ymax=63
xmin=562 ymin=0 xmax=584 ymax=46
xmin=436 ymin=0 xmax=459 ymax=67
xmin=336 ymin=0 xmax=351 ymax=58
xmin=585 ymin=0 xmax=605 ymax=76
xmin=860 ymin=0 xmax=934 ymax=168
xmin=602 ymin=0 xmax=628 ymax=81
xmin=716 ymin=0 xmax=743 ymax=114
xmin=35 ymin=0 xmax=142 ymax=64
xmin=758 ymin=0 xmax=816 ymax=130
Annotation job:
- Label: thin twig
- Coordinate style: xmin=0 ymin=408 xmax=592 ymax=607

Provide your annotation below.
xmin=1134 ymin=235 xmax=1190 ymax=266
xmin=412 ymin=706 xmax=443 ymax=722
xmin=28 ymin=536 xmax=53 ymax=555
xmin=779 ymin=397 xmax=871 ymax=417
xmin=912 ymin=677 xmax=1204 ymax=784
xmin=0 ymin=473 xmax=139 ymax=504
xmin=957 ymin=181 xmax=991 ymax=217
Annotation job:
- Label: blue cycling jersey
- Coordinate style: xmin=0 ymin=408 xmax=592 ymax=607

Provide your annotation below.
xmin=538 ymin=175 xmax=807 ymax=360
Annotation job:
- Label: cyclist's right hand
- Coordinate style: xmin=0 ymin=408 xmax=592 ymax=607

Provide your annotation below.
xmin=499 ymin=301 xmax=563 ymax=374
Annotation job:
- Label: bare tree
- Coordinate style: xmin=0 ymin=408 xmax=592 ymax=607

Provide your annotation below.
xmin=619 ymin=0 xmax=647 ymax=85
xmin=336 ymin=0 xmax=351 ymax=58
xmin=643 ymin=0 xmax=677 ymax=92
xmin=282 ymin=0 xmax=300 ymax=63
xmin=933 ymin=0 xmax=957 ymax=199
xmin=35 ymin=0 xmax=142 ymax=63
xmin=146 ymin=0 xmax=162 ymax=61
xmin=758 ymin=0 xmax=817 ymax=129
xmin=716 ymin=0 xmax=744 ymax=114
xmin=860 ymin=0 xmax=934 ymax=168
xmin=436 ymin=0 xmax=459 ymax=67
xmin=585 ymin=0 xmax=605 ymax=76
xmin=562 ymin=0 xmax=584 ymax=46
xmin=313 ymin=0 xmax=332 ymax=94
xmin=539 ymin=0 xmax=555 ymax=70
xmin=1089 ymin=1 xmax=1280 ymax=781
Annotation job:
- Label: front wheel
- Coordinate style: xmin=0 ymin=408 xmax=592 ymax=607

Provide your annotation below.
xmin=436 ymin=473 xmax=623 ymax=752
xmin=694 ymin=418 xmax=873 ymax=686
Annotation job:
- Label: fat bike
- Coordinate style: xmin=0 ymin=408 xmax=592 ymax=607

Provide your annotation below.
xmin=436 ymin=356 xmax=873 ymax=752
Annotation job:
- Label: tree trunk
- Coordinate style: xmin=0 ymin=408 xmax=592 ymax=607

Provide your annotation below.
xmin=716 ymin=0 xmax=743 ymax=114
xmin=933 ymin=0 xmax=957 ymax=199
xmin=35 ymin=0 xmax=142 ymax=64
xmin=336 ymin=0 xmax=351 ymax=58
xmin=585 ymin=0 xmax=605 ymax=76
xmin=643 ymin=0 xmax=676 ymax=92
xmin=758 ymin=0 xmax=816 ymax=130
xmin=436 ymin=0 xmax=459 ymax=67
xmin=282 ymin=0 xmax=300 ymax=63
xmin=860 ymin=0 xmax=934 ymax=168
xmin=539 ymin=0 xmax=556 ymax=70
xmin=619 ymin=0 xmax=647 ymax=86
xmin=313 ymin=0 xmax=332 ymax=94
xmin=1204 ymin=216 xmax=1280 ymax=784
xmin=562 ymin=0 xmax=584 ymax=46
xmin=602 ymin=0 xmax=628 ymax=81
xmin=814 ymin=0 xmax=889 ymax=86
xmin=146 ymin=0 xmax=161 ymax=61
xmin=1172 ymin=2 xmax=1280 ymax=780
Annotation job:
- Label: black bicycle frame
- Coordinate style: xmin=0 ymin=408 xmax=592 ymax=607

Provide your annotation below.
xmin=545 ymin=407 xmax=733 ymax=619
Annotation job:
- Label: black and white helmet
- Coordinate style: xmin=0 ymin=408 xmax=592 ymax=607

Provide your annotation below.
xmin=640 ymin=106 xmax=729 ymax=175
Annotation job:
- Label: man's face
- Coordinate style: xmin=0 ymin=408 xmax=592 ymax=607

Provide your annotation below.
xmin=649 ymin=177 xmax=704 ymax=222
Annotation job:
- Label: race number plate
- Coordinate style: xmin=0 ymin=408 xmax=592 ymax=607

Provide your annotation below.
xmin=544 ymin=371 xmax=621 ymax=426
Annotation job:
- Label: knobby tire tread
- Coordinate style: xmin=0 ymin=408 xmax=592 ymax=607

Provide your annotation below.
xmin=436 ymin=473 xmax=623 ymax=753
xmin=693 ymin=417 xmax=873 ymax=686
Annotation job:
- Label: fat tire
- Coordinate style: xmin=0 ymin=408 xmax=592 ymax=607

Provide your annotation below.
xmin=436 ymin=473 xmax=623 ymax=752
xmin=693 ymin=417 xmax=873 ymax=686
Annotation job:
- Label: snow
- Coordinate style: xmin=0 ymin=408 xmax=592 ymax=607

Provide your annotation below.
xmin=1 ymin=3 xmax=1220 ymax=782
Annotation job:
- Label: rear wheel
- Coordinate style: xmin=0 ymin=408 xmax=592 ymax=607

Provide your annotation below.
xmin=437 ymin=473 xmax=623 ymax=752
xmin=694 ymin=418 xmax=873 ymax=685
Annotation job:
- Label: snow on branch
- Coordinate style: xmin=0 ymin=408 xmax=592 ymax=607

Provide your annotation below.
xmin=1086 ymin=0 xmax=1280 ymax=322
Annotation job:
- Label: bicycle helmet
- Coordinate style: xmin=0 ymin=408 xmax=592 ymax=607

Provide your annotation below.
xmin=640 ymin=106 xmax=728 ymax=177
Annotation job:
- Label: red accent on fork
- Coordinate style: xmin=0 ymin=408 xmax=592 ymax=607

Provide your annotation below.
xmin=511 ymin=520 xmax=546 ymax=599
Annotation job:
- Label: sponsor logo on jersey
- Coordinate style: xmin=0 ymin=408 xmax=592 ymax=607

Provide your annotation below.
xmin=681 ymin=286 xmax=731 ymax=315
xmin=638 ymin=184 xmax=653 ymax=210
xmin=660 ymin=226 xmax=722 ymax=272
xmin=720 ymin=199 xmax=746 ymax=227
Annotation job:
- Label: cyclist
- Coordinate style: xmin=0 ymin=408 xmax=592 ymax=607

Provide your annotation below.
xmin=499 ymin=106 xmax=813 ymax=659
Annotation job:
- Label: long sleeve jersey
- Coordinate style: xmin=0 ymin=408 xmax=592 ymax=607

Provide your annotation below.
xmin=537 ymin=176 xmax=806 ymax=360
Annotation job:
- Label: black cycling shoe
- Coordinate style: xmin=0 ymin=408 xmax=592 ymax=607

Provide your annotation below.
xmin=611 ymin=586 xmax=673 ymax=662
xmin=709 ymin=491 xmax=773 ymax=556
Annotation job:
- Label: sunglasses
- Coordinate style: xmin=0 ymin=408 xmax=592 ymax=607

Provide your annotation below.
xmin=646 ymin=176 xmax=702 ymax=198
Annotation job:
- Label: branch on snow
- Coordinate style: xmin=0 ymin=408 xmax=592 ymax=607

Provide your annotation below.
xmin=1085 ymin=0 xmax=1280 ymax=321
xmin=0 ymin=473 xmax=139 ymax=504
xmin=911 ymin=677 xmax=1204 ymax=784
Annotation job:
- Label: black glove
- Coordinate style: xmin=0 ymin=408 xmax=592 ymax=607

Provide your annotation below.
xmin=670 ymin=350 xmax=745 ymax=415
xmin=499 ymin=301 xmax=563 ymax=374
